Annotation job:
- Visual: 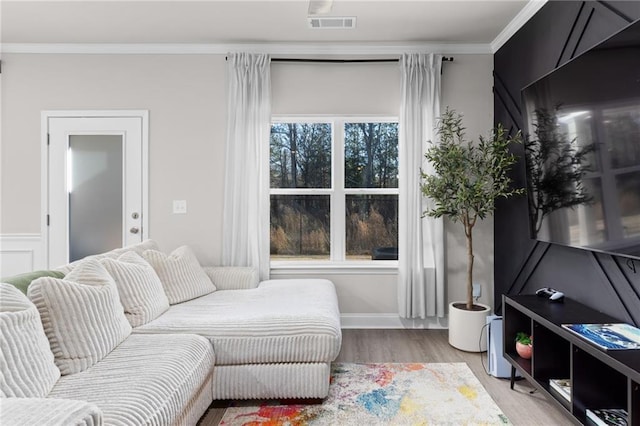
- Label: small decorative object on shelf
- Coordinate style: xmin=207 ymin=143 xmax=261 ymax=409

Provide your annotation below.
xmin=586 ymin=408 xmax=628 ymax=426
xmin=515 ymin=332 xmax=532 ymax=359
xmin=549 ymin=378 xmax=571 ymax=403
xmin=562 ymin=323 xmax=640 ymax=351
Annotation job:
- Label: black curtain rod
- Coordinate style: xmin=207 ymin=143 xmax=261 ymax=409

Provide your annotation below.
xmin=224 ymin=56 xmax=453 ymax=63
xmin=270 ymin=57 xmax=454 ymax=63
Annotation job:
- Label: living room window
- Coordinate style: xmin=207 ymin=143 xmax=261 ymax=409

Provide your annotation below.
xmin=270 ymin=118 xmax=399 ymax=263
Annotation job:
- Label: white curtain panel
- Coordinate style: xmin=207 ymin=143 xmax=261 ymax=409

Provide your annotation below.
xmin=222 ymin=53 xmax=271 ymax=280
xmin=398 ymin=53 xmax=446 ymax=319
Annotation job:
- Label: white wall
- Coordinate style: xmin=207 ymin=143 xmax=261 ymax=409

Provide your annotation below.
xmin=0 ymin=52 xmax=495 ymax=323
xmin=272 ymin=61 xmax=400 ymax=115
xmin=1 ymin=54 xmax=228 ymax=264
xmin=441 ymin=54 xmax=496 ymax=308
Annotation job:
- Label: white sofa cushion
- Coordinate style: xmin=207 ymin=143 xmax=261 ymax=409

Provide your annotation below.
xmin=135 ymin=279 xmax=342 ymax=365
xmin=28 ymin=259 xmax=132 ymax=375
xmin=0 ymin=398 xmax=102 ymax=426
xmin=142 ymin=246 xmax=216 ymax=304
xmin=0 ymin=283 xmax=60 ymax=397
xmin=48 ymin=333 xmax=214 ymax=426
xmin=101 ymin=251 xmax=170 ymax=327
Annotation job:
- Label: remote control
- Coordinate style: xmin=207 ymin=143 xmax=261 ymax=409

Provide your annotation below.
xmin=536 ymin=287 xmax=564 ymax=301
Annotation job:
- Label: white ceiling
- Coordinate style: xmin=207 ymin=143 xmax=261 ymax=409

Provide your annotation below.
xmin=1 ymin=0 xmax=535 ymax=47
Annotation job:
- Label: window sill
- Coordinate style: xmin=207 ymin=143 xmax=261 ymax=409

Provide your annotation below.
xmin=270 ymin=260 xmax=398 ymax=275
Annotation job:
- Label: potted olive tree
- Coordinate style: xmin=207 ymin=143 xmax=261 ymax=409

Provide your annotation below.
xmin=421 ymin=108 xmax=523 ymax=352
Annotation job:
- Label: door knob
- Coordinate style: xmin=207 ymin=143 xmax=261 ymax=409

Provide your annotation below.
xmin=130 ymin=227 xmax=140 ymax=234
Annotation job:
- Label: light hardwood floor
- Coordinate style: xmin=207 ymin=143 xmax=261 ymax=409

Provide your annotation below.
xmin=199 ymin=329 xmax=572 ymax=425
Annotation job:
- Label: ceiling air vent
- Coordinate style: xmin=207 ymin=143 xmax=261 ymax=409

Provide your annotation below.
xmin=308 ymin=16 xmax=356 ymax=29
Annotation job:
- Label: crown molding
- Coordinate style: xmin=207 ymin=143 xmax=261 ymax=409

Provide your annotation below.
xmin=0 ymin=42 xmax=492 ymax=55
xmin=491 ymin=0 xmax=548 ymax=53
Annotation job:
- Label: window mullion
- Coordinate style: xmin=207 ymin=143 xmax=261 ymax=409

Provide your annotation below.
xmin=331 ymin=120 xmax=346 ymax=261
xmin=270 ymin=188 xmax=333 ymax=195
xmin=344 ymin=188 xmax=399 ymax=195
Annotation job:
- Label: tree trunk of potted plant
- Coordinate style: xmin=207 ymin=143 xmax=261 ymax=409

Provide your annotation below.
xmin=464 ymin=215 xmax=474 ymax=311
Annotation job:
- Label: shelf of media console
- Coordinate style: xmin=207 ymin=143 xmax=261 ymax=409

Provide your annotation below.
xmin=502 ymin=295 xmax=640 ymax=425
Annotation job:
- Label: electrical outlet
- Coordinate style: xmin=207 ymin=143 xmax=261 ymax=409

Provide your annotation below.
xmin=473 ymin=283 xmax=481 ymax=298
xmin=173 ymin=200 xmax=187 ymax=214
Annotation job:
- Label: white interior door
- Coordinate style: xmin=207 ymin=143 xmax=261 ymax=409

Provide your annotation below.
xmin=46 ymin=113 xmax=148 ymax=267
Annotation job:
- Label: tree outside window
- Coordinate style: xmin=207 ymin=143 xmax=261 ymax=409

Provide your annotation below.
xmin=269 ymin=119 xmax=398 ymax=262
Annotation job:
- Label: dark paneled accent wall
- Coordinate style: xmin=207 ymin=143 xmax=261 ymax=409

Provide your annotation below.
xmin=493 ymin=1 xmax=640 ymax=324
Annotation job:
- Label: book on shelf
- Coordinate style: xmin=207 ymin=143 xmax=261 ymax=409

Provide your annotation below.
xmin=548 ymin=378 xmax=571 ymax=403
xmin=561 ymin=323 xmax=640 ymax=350
xmin=586 ymin=408 xmax=628 ymax=426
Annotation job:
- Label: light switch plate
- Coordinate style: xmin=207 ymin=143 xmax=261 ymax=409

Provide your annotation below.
xmin=173 ymin=200 xmax=187 ymax=214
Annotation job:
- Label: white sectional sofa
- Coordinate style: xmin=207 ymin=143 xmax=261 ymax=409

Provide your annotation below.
xmin=0 ymin=240 xmax=342 ymax=425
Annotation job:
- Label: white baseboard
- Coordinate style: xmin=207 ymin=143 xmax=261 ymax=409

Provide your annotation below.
xmin=340 ymin=313 xmax=448 ymax=329
xmin=0 ymin=234 xmax=46 ymax=277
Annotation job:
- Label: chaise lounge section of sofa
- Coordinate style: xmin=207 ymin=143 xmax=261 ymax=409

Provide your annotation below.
xmin=136 ymin=276 xmax=342 ymax=399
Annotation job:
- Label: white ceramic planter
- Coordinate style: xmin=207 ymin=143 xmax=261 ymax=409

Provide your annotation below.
xmin=448 ymin=301 xmax=491 ymax=352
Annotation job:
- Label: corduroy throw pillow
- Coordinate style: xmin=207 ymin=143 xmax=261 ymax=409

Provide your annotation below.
xmin=28 ymin=259 xmax=132 ymax=375
xmin=1 ymin=270 xmax=66 ymax=295
xmin=142 ymin=246 xmax=216 ymax=305
xmin=0 ymin=283 xmax=61 ymax=397
xmin=101 ymin=251 xmax=170 ymax=327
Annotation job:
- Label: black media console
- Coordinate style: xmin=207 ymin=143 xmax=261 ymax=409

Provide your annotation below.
xmin=503 ymin=295 xmax=640 ymax=425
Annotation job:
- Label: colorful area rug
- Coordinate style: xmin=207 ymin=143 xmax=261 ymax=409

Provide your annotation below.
xmin=219 ymin=362 xmax=511 ymax=425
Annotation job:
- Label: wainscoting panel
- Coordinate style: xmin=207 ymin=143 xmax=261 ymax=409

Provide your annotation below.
xmin=493 ymin=0 xmax=640 ymax=324
xmin=0 ymin=234 xmax=46 ymax=277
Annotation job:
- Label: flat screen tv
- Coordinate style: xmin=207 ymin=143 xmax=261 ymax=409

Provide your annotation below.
xmin=521 ymin=20 xmax=640 ymax=260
